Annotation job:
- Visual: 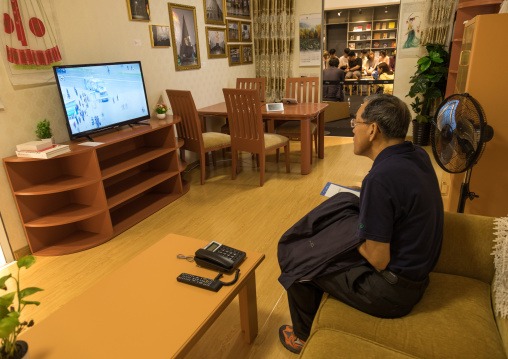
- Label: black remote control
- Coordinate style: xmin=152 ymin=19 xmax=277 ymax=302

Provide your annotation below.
xmin=177 ymin=273 xmax=223 ymax=292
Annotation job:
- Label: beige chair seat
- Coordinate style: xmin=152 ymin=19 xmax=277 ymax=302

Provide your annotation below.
xmin=264 ymin=133 xmax=289 ymax=150
xmin=203 ymin=132 xmax=231 ymax=150
xmin=276 ymin=121 xmax=317 ymax=136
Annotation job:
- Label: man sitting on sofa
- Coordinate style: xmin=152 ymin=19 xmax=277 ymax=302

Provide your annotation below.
xmin=278 ymin=94 xmax=444 ymax=354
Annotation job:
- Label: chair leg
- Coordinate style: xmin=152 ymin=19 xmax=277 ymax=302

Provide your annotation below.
xmin=232 ymin=149 xmax=238 ymax=180
xmin=285 ymin=142 xmax=290 ymax=173
xmin=259 ymin=155 xmax=265 ymax=187
xmin=200 ymin=153 xmax=206 ymax=185
xmin=256 ymin=154 xmax=260 ymax=168
xmin=212 ymin=151 xmax=217 ymax=166
xmin=180 ymin=148 xmax=185 ymax=162
xmin=276 ymin=148 xmax=280 ymax=162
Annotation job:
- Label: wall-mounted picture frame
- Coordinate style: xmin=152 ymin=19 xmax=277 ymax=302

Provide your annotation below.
xmin=241 ymin=45 xmax=253 ymax=64
xmin=225 ymin=0 xmax=251 ymax=19
xmin=169 ymin=3 xmax=201 ymax=71
xmin=240 ymin=22 xmax=251 ymax=42
xmin=228 ymin=44 xmax=241 ymax=66
xmin=206 ymin=27 xmax=227 ymax=58
xmin=226 ymin=19 xmax=240 ymax=42
xmin=150 ymin=25 xmax=171 ymax=47
xmin=203 ymin=0 xmax=226 ymax=25
xmin=127 ymin=0 xmax=150 ymax=21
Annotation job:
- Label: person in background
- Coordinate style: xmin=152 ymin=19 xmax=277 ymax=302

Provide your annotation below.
xmin=323 ymin=50 xmax=330 ymax=70
xmin=379 ymin=50 xmax=390 ymax=66
xmin=322 ymin=57 xmax=345 ymax=102
xmin=361 ymin=49 xmax=369 ymax=73
xmin=390 ymin=49 xmax=396 ymax=72
xmin=377 ymin=62 xmax=394 ymax=95
xmin=338 ymin=48 xmax=350 ymax=70
xmin=345 ymin=51 xmax=362 ymax=80
xmin=364 ymin=51 xmax=379 ymax=76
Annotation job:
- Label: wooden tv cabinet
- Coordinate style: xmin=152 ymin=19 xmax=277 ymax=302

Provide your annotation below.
xmin=3 ymin=117 xmax=189 ymax=256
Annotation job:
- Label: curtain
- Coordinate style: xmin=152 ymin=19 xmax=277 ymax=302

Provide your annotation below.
xmin=420 ymin=0 xmax=456 ymax=45
xmin=253 ymin=0 xmax=295 ymax=102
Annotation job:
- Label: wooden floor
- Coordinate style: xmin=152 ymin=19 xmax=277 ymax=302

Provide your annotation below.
xmin=2 ymin=136 xmax=443 ymax=358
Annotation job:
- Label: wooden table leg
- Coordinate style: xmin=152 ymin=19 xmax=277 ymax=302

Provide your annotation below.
xmin=239 ymin=272 xmax=258 ymax=344
xmin=318 ymin=112 xmax=325 ymax=159
xmin=300 ymin=119 xmax=311 ymax=175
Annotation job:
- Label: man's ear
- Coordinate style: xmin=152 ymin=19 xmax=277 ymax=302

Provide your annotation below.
xmin=368 ymin=123 xmax=380 ymax=141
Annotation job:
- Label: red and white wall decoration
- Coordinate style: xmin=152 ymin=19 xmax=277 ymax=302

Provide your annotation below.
xmin=1 ymin=0 xmax=63 ymax=85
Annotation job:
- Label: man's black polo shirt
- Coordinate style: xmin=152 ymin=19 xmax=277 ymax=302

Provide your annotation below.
xmin=357 ymin=141 xmax=444 ymax=281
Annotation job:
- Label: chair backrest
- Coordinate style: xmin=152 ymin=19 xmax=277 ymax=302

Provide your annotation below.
xmin=286 ymin=77 xmax=319 ymax=103
xmin=223 ymin=88 xmax=264 ymax=153
xmin=236 ymin=78 xmax=266 ymax=102
xmin=165 ymin=89 xmax=203 ymax=152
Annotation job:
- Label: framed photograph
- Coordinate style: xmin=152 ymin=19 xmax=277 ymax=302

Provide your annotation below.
xmin=226 ymin=19 xmax=240 ymax=42
xmin=150 ymin=25 xmax=171 ymax=47
xmin=206 ymin=27 xmax=227 ymax=58
xmin=225 ymin=0 xmax=251 ymax=19
xmin=240 ymin=22 xmax=251 ymax=42
xmin=228 ymin=45 xmax=241 ymax=66
xmin=127 ymin=0 xmax=150 ymax=21
xmin=168 ymin=3 xmax=201 ymax=71
xmin=241 ymin=45 xmax=253 ymax=64
xmin=203 ymin=0 xmax=226 ymax=25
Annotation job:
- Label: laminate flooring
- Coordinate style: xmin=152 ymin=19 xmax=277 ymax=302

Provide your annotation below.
xmin=2 ymin=136 xmax=442 ymax=359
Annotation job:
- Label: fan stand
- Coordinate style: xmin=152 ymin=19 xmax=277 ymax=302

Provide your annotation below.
xmin=457 ymin=167 xmax=479 ymax=213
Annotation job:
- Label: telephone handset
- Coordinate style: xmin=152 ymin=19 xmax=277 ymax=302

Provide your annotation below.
xmin=194 ymin=241 xmax=246 ymax=273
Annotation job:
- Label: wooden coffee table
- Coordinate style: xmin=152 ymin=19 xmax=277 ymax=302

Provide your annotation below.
xmin=20 ymin=234 xmax=265 ymax=358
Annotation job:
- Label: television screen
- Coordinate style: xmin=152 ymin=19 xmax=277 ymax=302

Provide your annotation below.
xmin=53 ymin=61 xmax=150 ymax=140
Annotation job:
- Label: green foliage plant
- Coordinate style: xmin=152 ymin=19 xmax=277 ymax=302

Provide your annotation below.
xmin=0 ymin=256 xmax=43 ymax=359
xmin=34 ymin=119 xmax=52 ymax=139
xmin=407 ymin=43 xmax=450 ymax=123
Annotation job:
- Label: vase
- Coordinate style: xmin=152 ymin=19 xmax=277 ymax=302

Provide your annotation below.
xmin=16 ymin=340 xmax=30 ymax=359
xmin=412 ymin=120 xmax=431 ymax=146
xmin=156 ymin=113 xmax=167 ymax=125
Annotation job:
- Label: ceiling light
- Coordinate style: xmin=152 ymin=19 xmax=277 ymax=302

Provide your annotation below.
xmin=338 ymin=11 xmax=342 ymax=16
xmin=385 ymin=7 xmax=388 ymax=13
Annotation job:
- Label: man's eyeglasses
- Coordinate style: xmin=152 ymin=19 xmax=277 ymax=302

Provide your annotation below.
xmin=350 ymin=119 xmax=372 ymax=128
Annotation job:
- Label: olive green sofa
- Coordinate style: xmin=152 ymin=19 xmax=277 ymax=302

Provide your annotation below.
xmin=300 ymin=212 xmax=508 ymax=359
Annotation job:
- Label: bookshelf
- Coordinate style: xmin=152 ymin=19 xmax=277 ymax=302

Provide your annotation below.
xmin=325 ymin=4 xmax=399 ymax=57
xmin=3 ymin=117 xmax=189 ymax=256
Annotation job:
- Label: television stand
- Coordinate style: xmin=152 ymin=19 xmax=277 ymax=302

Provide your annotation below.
xmin=85 ymin=135 xmax=94 ymax=142
xmin=130 ymin=122 xmax=150 ymax=127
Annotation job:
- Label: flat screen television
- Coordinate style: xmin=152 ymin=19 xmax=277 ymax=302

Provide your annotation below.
xmin=53 ymin=61 xmax=150 ymax=140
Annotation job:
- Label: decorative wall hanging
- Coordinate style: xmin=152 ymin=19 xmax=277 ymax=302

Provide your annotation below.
xmin=241 ymin=44 xmax=253 ymax=64
xmin=203 ymin=0 xmax=226 ymax=25
xmin=127 ymin=0 xmax=150 ymax=21
xmin=150 ymin=25 xmax=171 ymax=47
xmin=169 ymin=3 xmax=201 ymax=71
xmin=226 ymin=0 xmax=251 ymax=19
xmin=206 ymin=27 xmax=227 ymax=58
xmin=240 ymin=22 xmax=251 ymax=42
xmin=299 ymin=13 xmax=321 ymax=67
xmin=228 ymin=44 xmax=241 ymax=66
xmin=226 ymin=19 xmax=239 ymax=42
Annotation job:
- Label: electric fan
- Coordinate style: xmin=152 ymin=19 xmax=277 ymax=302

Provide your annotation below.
xmin=430 ymin=93 xmax=494 ymax=213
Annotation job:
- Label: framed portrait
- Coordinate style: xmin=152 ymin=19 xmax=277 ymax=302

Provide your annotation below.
xmin=240 ymin=22 xmax=251 ymax=42
xmin=150 ymin=25 xmax=171 ymax=47
xmin=228 ymin=45 xmax=241 ymax=66
xmin=127 ymin=0 xmax=150 ymax=21
xmin=206 ymin=27 xmax=227 ymax=59
xmin=225 ymin=0 xmax=251 ymax=19
xmin=203 ymin=0 xmax=226 ymax=25
xmin=226 ymin=19 xmax=240 ymax=42
xmin=168 ymin=3 xmax=201 ymax=71
xmin=241 ymin=45 xmax=253 ymax=64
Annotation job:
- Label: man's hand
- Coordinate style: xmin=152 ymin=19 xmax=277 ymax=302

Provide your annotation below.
xmin=357 ymin=240 xmax=390 ymax=270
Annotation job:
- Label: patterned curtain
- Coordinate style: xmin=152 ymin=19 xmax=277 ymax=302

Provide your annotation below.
xmin=253 ymin=0 xmax=295 ymax=102
xmin=420 ymin=0 xmax=456 ymax=45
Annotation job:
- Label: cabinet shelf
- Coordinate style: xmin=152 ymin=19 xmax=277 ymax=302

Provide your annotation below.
xmin=24 ymin=205 xmax=107 ymax=227
xmin=32 ymin=230 xmax=112 ymax=256
xmin=372 ymin=28 xmax=397 ymax=31
xmin=348 ymin=30 xmax=371 ymax=33
xmin=14 ymin=176 xmax=99 ymax=196
xmin=100 ymin=147 xmax=174 ymax=179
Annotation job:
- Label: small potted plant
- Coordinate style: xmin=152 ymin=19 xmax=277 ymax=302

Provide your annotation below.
xmin=155 ymin=104 xmax=168 ymax=119
xmin=34 ymin=119 xmax=53 ymax=144
xmin=0 ymin=255 xmax=43 ymax=359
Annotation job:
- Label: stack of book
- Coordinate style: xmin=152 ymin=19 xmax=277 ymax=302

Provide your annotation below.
xmin=16 ymin=141 xmax=70 ymax=159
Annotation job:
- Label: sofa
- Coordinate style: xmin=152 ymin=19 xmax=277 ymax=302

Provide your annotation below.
xmin=300 ymin=212 xmax=508 ymax=358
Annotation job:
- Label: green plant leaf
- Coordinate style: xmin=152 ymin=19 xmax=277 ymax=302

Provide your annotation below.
xmin=425 ymin=87 xmax=443 ymax=99
xmin=417 ymin=56 xmax=430 ymax=65
xmin=17 ymin=255 xmax=36 ymax=270
xmin=0 ymin=316 xmax=19 ymax=339
xmin=419 ymin=59 xmax=432 ymax=72
xmin=0 ymin=275 xmax=11 ymax=290
xmin=20 ymin=300 xmax=40 ymax=306
xmin=0 ymin=305 xmax=9 ymax=319
xmin=19 ymin=287 xmax=43 ymax=300
xmin=416 ymin=115 xmax=431 ymax=123
xmin=0 ymin=293 xmax=15 ymax=307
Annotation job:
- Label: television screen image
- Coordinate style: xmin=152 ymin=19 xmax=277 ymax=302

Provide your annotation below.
xmin=53 ymin=61 xmax=150 ymax=139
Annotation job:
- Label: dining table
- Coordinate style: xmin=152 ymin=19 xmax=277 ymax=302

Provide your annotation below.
xmin=197 ymin=102 xmax=328 ymax=175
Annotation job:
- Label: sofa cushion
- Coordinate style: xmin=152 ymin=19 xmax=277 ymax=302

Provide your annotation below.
xmin=310 ymin=272 xmax=506 ymax=359
xmin=301 ymin=328 xmax=417 ymax=358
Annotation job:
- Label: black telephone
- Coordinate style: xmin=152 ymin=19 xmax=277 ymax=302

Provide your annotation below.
xmin=194 ymin=241 xmax=246 ymax=273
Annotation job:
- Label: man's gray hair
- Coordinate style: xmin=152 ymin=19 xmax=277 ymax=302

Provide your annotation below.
xmin=361 ymin=94 xmax=411 ymax=140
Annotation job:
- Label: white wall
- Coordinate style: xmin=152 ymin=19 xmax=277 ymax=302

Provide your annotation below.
xmin=0 ymin=0 xmax=255 ymax=252
xmin=325 ymin=0 xmax=400 ymax=10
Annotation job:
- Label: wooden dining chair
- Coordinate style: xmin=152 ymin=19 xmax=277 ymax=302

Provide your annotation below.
xmin=223 ymin=88 xmax=290 ymax=187
xmin=221 ymin=77 xmax=266 ymax=135
xmin=275 ymin=77 xmax=319 ymax=160
xmin=166 ymin=89 xmax=231 ymax=185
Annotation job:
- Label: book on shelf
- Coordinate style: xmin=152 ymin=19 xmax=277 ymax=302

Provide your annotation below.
xmin=356 ymin=35 xmax=361 ymax=40
xmin=16 ymin=144 xmax=70 ymax=159
xmin=375 ymin=23 xmax=381 ymax=30
xmin=357 ymin=25 xmax=363 ymax=31
xmin=366 ymin=24 xmax=371 ymax=30
xmin=350 ymin=35 xmax=355 ymax=40
xmin=361 ymin=34 xmax=367 ymax=40
xmin=348 ymin=43 xmax=356 ymax=49
xmin=353 ymin=26 xmax=358 ymax=31
xmin=383 ymin=33 xmax=388 ymax=39
xmin=389 ymin=32 xmax=395 ymax=38
xmin=373 ymin=33 xmax=381 ymax=39
xmin=16 ymin=140 xmax=54 ymax=152
xmin=381 ymin=23 xmax=387 ymax=29
xmin=391 ymin=40 xmax=396 ymax=47
xmin=383 ymin=43 xmax=388 ymax=48
xmin=388 ymin=22 xmax=396 ymax=29
xmin=373 ymin=41 xmax=380 ymax=48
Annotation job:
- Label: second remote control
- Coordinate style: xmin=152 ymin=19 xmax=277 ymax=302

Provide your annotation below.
xmin=177 ymin=273 xmax=223 ymax=292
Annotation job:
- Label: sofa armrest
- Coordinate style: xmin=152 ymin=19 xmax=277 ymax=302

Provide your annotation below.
xmin=433 ymin=212 xmax=495 ymax=284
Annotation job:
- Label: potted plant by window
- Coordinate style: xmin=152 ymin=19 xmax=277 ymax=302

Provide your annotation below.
xmin=34 ymin=119 xmax=53 ymax=144
xmin=0 ymin=255 xmax=43 ymax=359
xmin=407 ymin=43 xmax=450 ymax=146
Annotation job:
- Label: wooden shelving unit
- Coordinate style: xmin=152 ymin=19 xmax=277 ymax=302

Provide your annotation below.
xmin=3 ymin=117 xmax=189 ymax=256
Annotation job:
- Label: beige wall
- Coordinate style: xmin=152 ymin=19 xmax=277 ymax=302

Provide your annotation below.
xmin=0 ymin=0 xmax=255 ymax=252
